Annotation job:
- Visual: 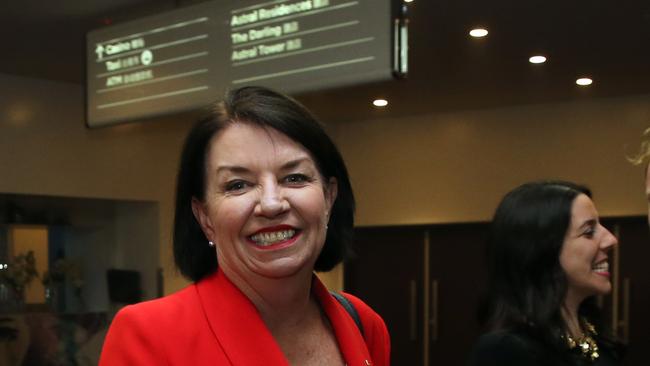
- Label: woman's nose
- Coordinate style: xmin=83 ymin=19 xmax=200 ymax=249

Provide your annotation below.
xmin=255 ymin=181 xmax=289 ymax=217
xmin=600 ymin=225 xmax=618 ymax=250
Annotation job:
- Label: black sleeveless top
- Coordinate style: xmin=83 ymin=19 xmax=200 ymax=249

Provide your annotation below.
xmin=467 ymin=330 xmax=622 ymax=366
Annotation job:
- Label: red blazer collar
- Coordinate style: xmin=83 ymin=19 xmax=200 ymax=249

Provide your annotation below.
xmin=312 ymin=276 xmax=374 ymax=366
xmin=195 ymin=269 xmax=288 ymax=365
xmin=195 ymin=269 xmax=373 ymax=366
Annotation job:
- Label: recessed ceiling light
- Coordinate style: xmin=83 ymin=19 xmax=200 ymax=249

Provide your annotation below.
xmin=576 ymin=78 xmax=593 ymax=86
xmin=469 ymin=28 xmax=488 ymax=38
xmin=373 ymin=99 xmax=388 ymax=107
xmin=529 ymin=55 xmax=547 ymax=64
xmin=404 ymin=0 xmax=414 ymax=2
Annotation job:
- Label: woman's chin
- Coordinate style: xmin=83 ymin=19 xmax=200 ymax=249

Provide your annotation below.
xmin=588 ymin=280 xmax=612 ymax=297
xmin=250 ymin=258 xmax=313 ymax=279
xmin=596 ymin=284 xmax=612 ymax=296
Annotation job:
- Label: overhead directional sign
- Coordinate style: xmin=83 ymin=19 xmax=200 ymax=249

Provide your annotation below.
xmin=86 ymin=0 xmax=398 ymax=128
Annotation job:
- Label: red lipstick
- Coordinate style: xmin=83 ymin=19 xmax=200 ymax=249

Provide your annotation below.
xmin=251 ymin=224 xmax=295 ymax=235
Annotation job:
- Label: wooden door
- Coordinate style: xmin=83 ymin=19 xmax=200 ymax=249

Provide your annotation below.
xmin=344 ymin=226 xmax=426 ymax=366
xmin=603 ymin=217 xmax=650 ymax=365
xmin=426 ymin=223 xmax=488 ymax=366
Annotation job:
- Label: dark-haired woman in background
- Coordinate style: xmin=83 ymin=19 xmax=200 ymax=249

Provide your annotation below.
xmin=467 ymin=181 xmax=624 ymax=366
xmin=99 ymin=86 xmax=390 ymax=365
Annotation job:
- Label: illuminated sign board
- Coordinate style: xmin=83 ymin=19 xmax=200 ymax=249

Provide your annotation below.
xmin=86 ymin=0 xmax=399 ymax=128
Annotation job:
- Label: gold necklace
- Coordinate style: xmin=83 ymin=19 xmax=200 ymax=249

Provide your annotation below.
xmin=564 ymin=320 xmax=599 ymax=361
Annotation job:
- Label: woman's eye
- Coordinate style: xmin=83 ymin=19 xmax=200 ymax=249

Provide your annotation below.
xmin=284 ymin=174 xmax=310 ymax=184
xmin=225 ymin=180 xmax=248 ymax=192
xmin=583 ymin=228 xmax=596 ymax=238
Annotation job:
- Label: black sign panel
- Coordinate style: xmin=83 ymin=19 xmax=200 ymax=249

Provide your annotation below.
xmin=86 ymin=0 xmax=395 ymax=128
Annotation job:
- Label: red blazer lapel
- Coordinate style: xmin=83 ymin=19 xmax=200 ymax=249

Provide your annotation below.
xmin=195 ymin=270 xmax=289 ymax=366
xmin=313 ymin=277 xmax=374 ymax=366
xmin=194 ymin=270 xmax=373 ymax=366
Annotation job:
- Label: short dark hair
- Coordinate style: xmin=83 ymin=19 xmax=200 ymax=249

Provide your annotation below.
xmin=173 ymin=86 xmax=355 ymax=282
xmin=483 ymin=181 xmax=594 ymax=353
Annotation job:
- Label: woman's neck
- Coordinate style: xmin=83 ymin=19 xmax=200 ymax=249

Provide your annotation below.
xmin=217 ymin=264 xmax=343 ymax=365
xmin=219 ymin=262 xmax=319 ymax=332
xmin=561 ymin=301 xmax=583 ymax=338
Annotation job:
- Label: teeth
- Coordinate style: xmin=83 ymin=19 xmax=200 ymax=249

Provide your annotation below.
xmin=250 ymin=230 xmax=296 ymax=246
xmin=592 ymin=262 xmax=609 ymax=272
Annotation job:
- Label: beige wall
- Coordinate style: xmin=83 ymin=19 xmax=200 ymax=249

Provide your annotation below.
xmin=331 ymin=96 xmax=650 ymax=226
xmin=2 ymin=73 xmax=649 ymax=294
xmin=0 ymin=73 xmax=189 ymax=293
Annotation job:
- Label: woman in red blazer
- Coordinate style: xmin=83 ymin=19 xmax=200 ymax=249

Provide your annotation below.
xmin=99 ymin=86 xmax=390 ymax=366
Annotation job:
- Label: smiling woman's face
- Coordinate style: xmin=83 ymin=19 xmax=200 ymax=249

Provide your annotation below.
xmin=192 ymin=122 xmax=337 ymax=282
xmin=559 ymin=194 xmax=618 ymax=306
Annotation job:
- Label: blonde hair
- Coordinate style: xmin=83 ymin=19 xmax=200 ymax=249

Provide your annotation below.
xmin=628 ymin=127 xmax=650 ymax=166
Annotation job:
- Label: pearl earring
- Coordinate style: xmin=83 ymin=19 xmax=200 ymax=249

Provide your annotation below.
xmin=208 ymin=241 xmax=215 ymax=247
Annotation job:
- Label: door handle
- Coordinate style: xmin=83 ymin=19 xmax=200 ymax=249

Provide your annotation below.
xmin=409 ymin=279 xmax=417 ymax=341
xmin=620 ymin=278 xmax=630 ymax=342
xmin=430 ymin=279 xmax=439 ymax=343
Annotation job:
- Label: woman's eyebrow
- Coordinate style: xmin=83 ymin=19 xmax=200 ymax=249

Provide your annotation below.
xmin=578 ymin=219 xmax=597 ymax=230
xmin=280 ymin=157 xmax=312 ymax=170
xmin=215 ymin=165 xmax=251 ymax=175
xmin=214 ymin=158 xmax=312 ymax=175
